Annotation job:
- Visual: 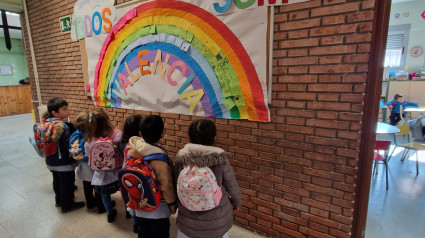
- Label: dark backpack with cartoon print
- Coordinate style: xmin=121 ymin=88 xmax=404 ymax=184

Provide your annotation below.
xmin=118 ymin=153 xmax=170 ymax=211
xmin=69 ymin=130 xmax=88 ymax=161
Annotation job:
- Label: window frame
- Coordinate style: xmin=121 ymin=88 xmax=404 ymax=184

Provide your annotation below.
xmin=385 ymin=24 xmax=411 ymax=70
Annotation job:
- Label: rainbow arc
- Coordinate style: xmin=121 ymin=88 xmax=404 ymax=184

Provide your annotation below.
xmin=94 ymin=0 xmax=269 ymax=121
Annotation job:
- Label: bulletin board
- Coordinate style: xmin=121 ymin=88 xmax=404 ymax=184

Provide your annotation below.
xmin=0 ymin=65 xmax=12 ymax=75
xmin=71 ymin=0 xmax=310 ymax=122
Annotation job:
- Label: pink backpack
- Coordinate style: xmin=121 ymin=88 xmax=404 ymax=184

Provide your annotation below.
xmin=177 ymin=166 xmax=222 ymax=211
xmin=123 ymin=143 xmax=131 ymax=161
xmin=89 ymin=132 xmax=122 ymax=171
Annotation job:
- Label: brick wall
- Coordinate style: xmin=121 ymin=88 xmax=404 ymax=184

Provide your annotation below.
xmin=22 ymin=0 xmax=377 ymax=237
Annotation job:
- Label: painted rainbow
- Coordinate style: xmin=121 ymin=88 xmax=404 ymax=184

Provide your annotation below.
xmin=94 ymin=0 xmax=270 ymax=121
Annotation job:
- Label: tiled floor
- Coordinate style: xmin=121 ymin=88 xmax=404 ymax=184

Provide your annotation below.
xmin=0 ymin=114 xmax=266 ymax=238
xmin=366 ymin=135 xmax=425 ymax=238
xmin=2 ymin=113 xmax=425 ymax=238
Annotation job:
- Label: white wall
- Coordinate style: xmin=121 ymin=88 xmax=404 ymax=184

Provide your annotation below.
xmin=389 ymin=0 xmax=425 ymax=73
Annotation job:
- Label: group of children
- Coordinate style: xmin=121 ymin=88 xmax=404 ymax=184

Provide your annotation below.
xmin=41 ymin=97 xmax=241 ymax=238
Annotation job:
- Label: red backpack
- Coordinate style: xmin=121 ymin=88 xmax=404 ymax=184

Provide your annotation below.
xmin=30 ymin=119 xmax=64 ymax=158
xmin=118 ymin=153 xmax=170 ymax=211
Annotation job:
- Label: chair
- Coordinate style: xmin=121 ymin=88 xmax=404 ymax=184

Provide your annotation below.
xmin=379 ymin=100 xmax=387 ymax=108
xmin=373 ymin=140 xmax=391 ymax=190
xmin=389 ymin=125 xmax=425 ymax=175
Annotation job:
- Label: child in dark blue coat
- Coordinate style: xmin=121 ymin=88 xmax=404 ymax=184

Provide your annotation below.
xmin=46 ymin=98 xmax=85 ymax=212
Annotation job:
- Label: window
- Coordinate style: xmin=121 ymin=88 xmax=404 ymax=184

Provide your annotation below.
xmin=384 ymin=34 xmax=404 ymax=67
xmin=384 ymin=24 xmax=410 ymax=68
xmin=0 ymin=10 xmax=22 ymax=50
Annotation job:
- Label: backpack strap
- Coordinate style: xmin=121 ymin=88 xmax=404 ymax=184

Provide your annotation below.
xmin=54 ymin=121 xmax=68 ymax=160
xmin=150 ymin=143 xmax=168 ymax=155
xmin=143 ymin=153 xmax=170 ymax=164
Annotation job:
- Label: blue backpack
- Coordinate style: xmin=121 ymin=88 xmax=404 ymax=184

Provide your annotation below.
xmin=69 ymin=130 xmax=88 ymax=161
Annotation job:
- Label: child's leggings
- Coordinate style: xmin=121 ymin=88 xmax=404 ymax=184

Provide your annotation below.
xmin=101 ymin=194 xmax=113 ymax=215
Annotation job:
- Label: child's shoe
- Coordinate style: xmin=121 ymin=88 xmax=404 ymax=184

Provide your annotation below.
xmin=133 ymin=224 xmax=139 ymax=233
xmin=62 ymin=201 xmax=85 ymax=213
xmin=86 ymin=202 xmax=96 ymax=209
xmin=98 ymin=200 xmax=116 ymax=213
xmin=107 ymin=209 xmax=117 ymax=223
xmin=97 ymin=207 xmax=106 ymax=214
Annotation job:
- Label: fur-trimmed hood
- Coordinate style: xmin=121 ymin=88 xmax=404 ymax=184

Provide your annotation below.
xmin=173 ymin=144 xmax=241 ymax=238
xmin=51 ymin=123 xmax=64 ymax=142
xmin=175 ymin=143 xmax=228 ymax=167
xmin=127 ymin=136 xmax=164 ymax=158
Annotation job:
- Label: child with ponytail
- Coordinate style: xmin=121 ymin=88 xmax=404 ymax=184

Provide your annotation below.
xmin=72 ymin=112 xmax=105 ymax=213
xmin=84 ymin=108 xmax=122 ymax=223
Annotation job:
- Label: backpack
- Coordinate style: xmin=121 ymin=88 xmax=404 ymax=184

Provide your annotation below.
xmin=118 ymin=153 xmax=170 ymax=212
xmin=177 ymin=165 xmax=222 ymax=211
xmin=69 ymin=130 xmax=87 ymax=161
xmin=123 ymin=143 xmax=131 ymax=161
xmin=29 ymin=119 xmax=64 ymax=158
xmin=409 ymin=116 xmax=425 ymax=142
xmin=89 ymin=131 xmax=122 ymax=170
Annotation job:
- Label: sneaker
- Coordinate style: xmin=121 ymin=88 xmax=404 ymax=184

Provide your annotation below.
xmin=62 ymin=201 xmax=85 ymax=213
xmin=133 ymin=224 xmax=139 ymax=233
xmin=107 ymin=209 xmax=117 ymax=223
xmin=98 ymin=206 xmax=106 ymax=214
xmin=87 ymin=202 xmax=96 ymax=209
xmin=97 ymin=200 xmax=116 ymax=214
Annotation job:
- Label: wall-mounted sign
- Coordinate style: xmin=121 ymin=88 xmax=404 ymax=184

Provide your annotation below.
xmin=0 ymin=65 xmax=12 ymax=75
xmin=59 ymin=16 xmax=72 ymax=33
xmin=409 ymin=46 xmax=423 ymax=57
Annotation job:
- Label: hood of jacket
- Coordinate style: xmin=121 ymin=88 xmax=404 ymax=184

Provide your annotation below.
xmin=127 ymin=136 xmax=164 ymax=158
xmin=175 ymin=143 xmax=228 ymax=167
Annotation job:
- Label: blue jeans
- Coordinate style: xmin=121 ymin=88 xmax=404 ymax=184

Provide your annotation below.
xmin=101 ymin=194 xmax=113 ymax=215
xmin=132 ymin=215 xmax=139 ymax=227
